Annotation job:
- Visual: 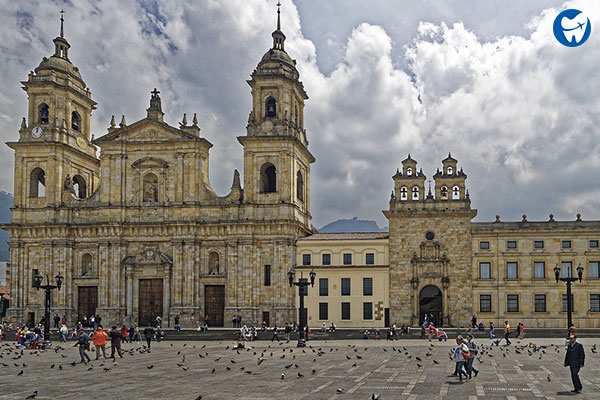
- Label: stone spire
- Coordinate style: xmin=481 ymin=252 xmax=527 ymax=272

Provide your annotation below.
xmin=272 ymin=1 xmax=286 ymax=51
xmin=53 ymin=9 xmax=70 ymax=59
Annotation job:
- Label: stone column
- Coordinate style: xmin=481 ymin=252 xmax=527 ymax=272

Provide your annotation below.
xmin=163 ymin=265 xmax=171 ymax=327
xmin=126 ymin=265 xmax=133 ymax=319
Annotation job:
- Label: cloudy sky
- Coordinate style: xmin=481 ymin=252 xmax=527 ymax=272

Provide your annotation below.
xmin=0 ymin=0 xmax=598 ymax=229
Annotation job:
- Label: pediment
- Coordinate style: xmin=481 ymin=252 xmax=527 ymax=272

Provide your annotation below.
xmin=94 ymin=118 xmax=208 ymax=145
xmin=131 ymin=156 xmax=169 ymax=169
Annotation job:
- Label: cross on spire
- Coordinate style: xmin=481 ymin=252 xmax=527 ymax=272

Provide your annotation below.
xmin=276 ymin=1 xmax=282 ymax=30
xmin=59 ymin=9 xmax=65 ymax=38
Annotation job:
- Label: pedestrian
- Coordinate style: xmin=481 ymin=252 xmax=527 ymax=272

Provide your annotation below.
xmin=53 ymin=314 xmax=60 ymax=329
xmin=271 ymin=324 xmax=279 ymax=342
xmin=471 ymin=314 xmax=477 ymax=329
xmin=143 ymin=324 xmax=155 ymax=350
xmin=489 ymin=321 xmax=495 ymax=339
xmin=133 ymin=325 xmax=141 ymax=343
xmin=109 ymin=326 xmax=124 ymax=359
xmin=564 ymin=334 xmax=585 ymax=394
xmin=74 ymin=329 xmax=91 ymax=364
xmin=128 ymin=324 xmax=135 ymax=343
xmin=155 ymin=315 xmax=162 ymax=327
xmin=321 ymin=322 xmax=326 ymax=332
xmin=61 ymin=315 xmax=67 ymax=326
xmin=120 ymin=325 xmax=128 ymax=342
xmin=430 ymin=313 xmax=435 ymax=326
xmin=330 ymin=322 xmax=336 ymax=333
xmin=284 ymin=323 xmax=292 ymax=342
xmin=424 ymin=314 xmax=429 ymax=327
xmin=236 ymin=314 xmax=242 ymax=328
xmin=503 ymin=321 xmax=511 ymax=345
xmin=519 ymin=322 xmax=525 ymax=339
xmin=232 ymin=315 xmax=236 ymax=328
xmin=92 ymin=325 xmax=108 ymax=360
xmin=451 ymin=335 xmax=470 ymax=382
xmin=59 ymin=324 xmax=68 ymax=342
xmin=90 ymin=314 xmax=96 ymax=329
xmin=156 ymin=325 xmax=164 ymax=342
xmin=465 ymin=334 xmax=479 ymax=379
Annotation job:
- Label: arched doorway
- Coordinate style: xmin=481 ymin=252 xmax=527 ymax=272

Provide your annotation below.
xmin=419 ymin=285 xmax=443 ymax=327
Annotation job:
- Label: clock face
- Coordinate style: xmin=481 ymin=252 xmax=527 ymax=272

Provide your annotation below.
xmin=31 ymin=127 xmax=43 ymax=138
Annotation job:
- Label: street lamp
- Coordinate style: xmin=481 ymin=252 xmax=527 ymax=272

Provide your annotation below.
xmin=288 ymin=268 xmax=316 ymax=347
xmin=33 ymin=272 xmax=63 ymax=342
xmin=554 ymin=263 xmax=583 ymax=330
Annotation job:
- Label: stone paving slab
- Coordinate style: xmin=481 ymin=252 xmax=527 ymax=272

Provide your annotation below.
xmin=0 ymin=338 xmax=599 ymax=399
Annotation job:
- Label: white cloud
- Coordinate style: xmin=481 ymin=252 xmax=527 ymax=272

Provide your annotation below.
xmin=0 ymin=0 xmax=599 ymax=228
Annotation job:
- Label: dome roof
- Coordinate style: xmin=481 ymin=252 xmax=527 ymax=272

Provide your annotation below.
xmin=35 ymin=55 xmax=85 ymax=87
xmin=260 ymin=48 xmax=294 ymax=66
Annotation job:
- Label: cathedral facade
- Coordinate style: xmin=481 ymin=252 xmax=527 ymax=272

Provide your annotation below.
xmin=4 ymin=11 xmax=600 ymax=330
xmin=3 ymin=12 xmax=313 ymax=328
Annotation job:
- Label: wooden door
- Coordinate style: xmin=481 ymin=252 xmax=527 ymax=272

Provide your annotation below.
xmin=204 ymin=285 xmax=225 ymax=327
xmin=139 ymin=279 xmax=163 ymax=326
xmin=78 ymin=286 xmax=98 ymax=322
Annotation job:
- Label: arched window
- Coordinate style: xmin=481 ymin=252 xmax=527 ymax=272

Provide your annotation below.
xmin=296 ymin=171 xmax=304 ymax=201
xmin=440 ymin=186 xmax=448 ymax=199
xmin=30 ymin=168 xmax=46 ymax=197
xmin=71 ymin=111 xmax=81 ymax=131
xmin=208 ymin=252 xmax=220 ymax=275
xmin=38 ymin=103 xmax=49 ymax=124
xmin=260 ymin=163 xmax=277 ymax=193
xmin=72 ymin=175 xmax=86 ymax=199
xmin=143 ymin=173 xmax=159 ymax=202
xmin=406 ymin=167 xmax=413 ymax=176
xmin=412 ymin=186 xmax=419 ymax=200
xmin=452 ymin=185 xmax=460 ymax=200
xmin=81 ymin=253 xmax=93 ymax=276
xmin=400 ymin=186 xmax=408 ymax=200
xmin=447 ymin=166 xmax=453 ymax=175
xmin=266 ymin=98 xmax=276 ymax=118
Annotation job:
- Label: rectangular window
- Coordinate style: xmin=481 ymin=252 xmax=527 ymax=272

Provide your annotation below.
xmin=31 ymin=269 xmax=38 ymax=287
xmin=341 ymin=278 xmax=351 ymax=296
xmin=264 ymin=265 xmax=271 ymax=286
xmin=507 ymin=241 xmax=517 ymax=249
xmin=319 ymin=278 xmax=328 ymax=296
xmin=534 ymin=240 xmax=544 ymax=249
xmin=590 ymin=240 xmax=599 ymax=248
xmin=562 ymin=294 xmax=574 ymax=312
xmin=534 ymin=262 xmax=545 ymax=279
xmin=479 ymin=295 xmax=491 ymax=312
xmin=322 ymin=253 xmax=331 ymax=265
xmin=590 ymin=262 xmax=599 ymax=278
xmin=507 ymin=294 xmax=519 ymax=312
xmin=590 ymin=294 xmax=600 ymax=312
xmin=319 ymin=303 xmax=328 ymax=320
xmin=534 ymin=294 xmax=546 ymax=312
xmin=343 ymin=253 xmax=352 ymax=265
xmin=562 ymin=240 xmax=572 ymax=249
xmin=479 ymin=241 xmax=490 ymax=250
xmin=561 ymin=261 xmax=572 ymax=278
xmin=365 ymin=253 xmax=375 ymax=265
xmin=341 ymin=302 xmax=351 ymax=320
xmin=363 ymin=302 xmax=373 ymax=320
xmin=302 ymin=254 xmax=311 ymax=266
xmin=363 ymin=278 xmax=373 ymax=296
xmin=506 ymin=262 xmax=518 ymax=279
xmin=479 ymin=262 xmax=491 ymax=279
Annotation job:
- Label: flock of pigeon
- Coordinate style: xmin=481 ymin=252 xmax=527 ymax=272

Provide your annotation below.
xmin=1 ymin=339 xmax=597 ymax=399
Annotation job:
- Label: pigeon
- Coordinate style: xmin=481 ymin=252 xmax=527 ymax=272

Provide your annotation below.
xmin=312 ymin=369 xmax=316 ymax=374
xmin=183 ymin=367 xmax=189 ymax=371
xmin=226 ymin=366 xmax=231 ymax=371
xmin=547 ymin=375 xmax=551 ymax=382
xmin=245 ymin=370 xmax=252 ymax=374
xmin=297 ymin=372 xmax=304 ymax=378
xmin=25 ymin=391 xmax=38 ymax=399
xmin=433 ymin=360 xmax=439 ymax=364
xmin=417 ymin=363 xmax=422 ymax=368
xmin=194 ymin=396 xmax=202 ymax=400
xmin=147 ymin=365 xmax=153 ymax=369
xmin=211 ymin=368 xmax=215 ymax=373
xmin=58 ymin=365 xmax=63 ymax=370
xmin=281 ymin=373 xmax=285 ymax=379
xmin=370 ymin=394 xmax=379 ymax=400
xmin=17 ymin=370 xmax=24 ymax=376
xmin=336 ymin=388 xmax=344 ymax=394
xmin=416 ymin=357 xmax=422 ymax=361
xmin=103 ymin=367 xmax=111 ymax=372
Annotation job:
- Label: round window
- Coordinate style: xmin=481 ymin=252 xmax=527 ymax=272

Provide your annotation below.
xmin=425 ymin=231 xmax=435 ymax=240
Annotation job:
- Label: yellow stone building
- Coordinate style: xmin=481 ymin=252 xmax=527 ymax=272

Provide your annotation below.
xmin=3 ymin=10 xmax=600 ymax=330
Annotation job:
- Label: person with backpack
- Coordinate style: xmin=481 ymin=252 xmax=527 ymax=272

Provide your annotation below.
xmin=74 ymin=329 xmax=91 ymax=364
xmin=451 ymin=335 xmax=470 ymax=382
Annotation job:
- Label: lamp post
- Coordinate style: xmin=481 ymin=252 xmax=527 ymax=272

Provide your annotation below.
xmin=288 ymin=268 xmax=316 ymax=347
xmin=554 ymin=263 xmax=583 ymax=330
xmin=33 ymin=272 xmax=63 ymax=342
xmin=0 ymin=291 xmax=5 ymax=323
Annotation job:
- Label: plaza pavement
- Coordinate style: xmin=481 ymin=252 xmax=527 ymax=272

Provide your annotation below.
xmin=0 ymin=337 xmax=599 ymax=399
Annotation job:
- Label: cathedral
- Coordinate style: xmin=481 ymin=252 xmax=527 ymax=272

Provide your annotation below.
xmin=4 ymin=9 xmax=600 ymax=329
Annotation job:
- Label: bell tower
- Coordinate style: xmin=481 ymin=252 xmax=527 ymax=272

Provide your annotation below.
xmin=8 ymin=10 xmax=99 ymax=211
xmin=238 ymin=3 xmax=315 ymax=230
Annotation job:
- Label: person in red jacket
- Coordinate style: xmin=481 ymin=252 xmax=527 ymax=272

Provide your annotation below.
xmin=92 ymin=325 xmax=108 ymax=360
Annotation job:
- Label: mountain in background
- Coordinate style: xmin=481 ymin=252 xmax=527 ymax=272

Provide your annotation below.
xmin=318 ymin=217 xmax=388 ymax=233
xmin=0 ymin=191 xmax=12 ymax=261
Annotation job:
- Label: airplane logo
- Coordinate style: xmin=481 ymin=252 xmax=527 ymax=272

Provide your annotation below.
xmin=553 ymin=9 xmax=591 ymax=47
